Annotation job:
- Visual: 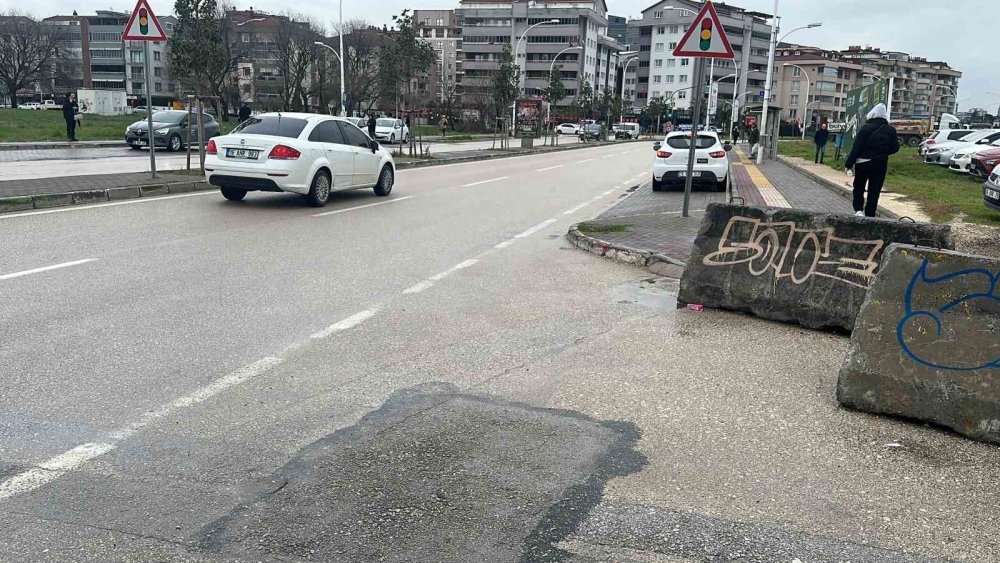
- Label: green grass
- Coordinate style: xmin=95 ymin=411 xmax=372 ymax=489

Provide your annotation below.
xmin=778 ymin=140 xmax=1000 ymax=226
xmin=0 ymin=109 xmax=237 ymax=142
xmin=577 ymin=222 xmax=631 ymax=234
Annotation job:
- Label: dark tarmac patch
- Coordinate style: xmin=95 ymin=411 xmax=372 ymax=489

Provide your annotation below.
xmin=196 ymin=382 xmax=645 ymax=562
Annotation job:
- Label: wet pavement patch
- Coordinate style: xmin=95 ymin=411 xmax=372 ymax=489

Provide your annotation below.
xmin=197 ymin=382 xmax=645 ymax=562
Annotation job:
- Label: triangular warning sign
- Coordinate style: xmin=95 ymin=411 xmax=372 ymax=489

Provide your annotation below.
xmin=672 ymin=1 xmax=735 ymax=59
xmin=122 ymin=0 xmax=168 ymax=41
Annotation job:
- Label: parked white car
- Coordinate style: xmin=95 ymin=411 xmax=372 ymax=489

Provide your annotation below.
xmin=612 ymin=122 xmax=640 ymax=139
xmin=204 ymin=113 xmax=397 ymax=207
xmin=918 ymin=128 xmax=975 ymax=156
xmin=924 ymin=129 xmax=1000 ymax=165
xmin=948 ymin=139 xmax=1000 ymax=173
xmin=18 ymin=102 xmax=42 ymax=110
xmin=374 ymin=117 xmax=409 ymax=144
xmin=556 ymin=123 xmax=581 ymax=135
xmin=651 ymin=131 xmax=731 ymax=192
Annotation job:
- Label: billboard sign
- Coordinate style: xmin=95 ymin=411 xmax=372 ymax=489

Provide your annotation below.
xmin=843 ymin=81 xmax=889 ymax=155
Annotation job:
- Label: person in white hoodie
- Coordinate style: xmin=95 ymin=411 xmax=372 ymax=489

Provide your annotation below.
xmin=844 ymin=103 xmax=899 ymax=217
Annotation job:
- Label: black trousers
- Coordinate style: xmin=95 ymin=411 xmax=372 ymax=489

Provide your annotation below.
xmin=853 ymin=159 xmax=888 ymax=217
xmin=814 ymin=144 xmax=825 ymax=163
xmin=66 ymin=119 xmax=76 ymax=141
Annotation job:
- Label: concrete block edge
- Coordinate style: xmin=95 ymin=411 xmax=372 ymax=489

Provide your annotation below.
xmin=0 ymin=181 xmax=213 ymax=215
xmin=566 ymin=225 xmax=688 ymax=274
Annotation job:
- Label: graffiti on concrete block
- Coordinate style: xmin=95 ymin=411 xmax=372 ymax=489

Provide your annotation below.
xmin=897 ymin=259 xmax=1000 ymax=371
xmin=702 ymin=216 xmax=885 ymax=289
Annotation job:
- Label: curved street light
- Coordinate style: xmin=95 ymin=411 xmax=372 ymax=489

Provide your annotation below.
xmin=512 ymin=19 xmax=560 ymax=133
xmin=546 ymin=46 xmax=582 ymax=129
xmin=314 ymin=42 xmax=345 ymax=116
xmin=778 ymin=23 xmax=822 ymax=44
xmin=759 ymin=20 xmax=822 ymax=164
xmin=620 ymin=56 xmax=638 ymax=122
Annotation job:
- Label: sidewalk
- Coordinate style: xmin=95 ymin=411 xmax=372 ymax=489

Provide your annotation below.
xmin=569 ymin=145 xmax=855 ymax=266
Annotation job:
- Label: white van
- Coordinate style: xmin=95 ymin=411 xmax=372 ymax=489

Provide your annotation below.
xmin=612 ymin=122 xmax=640 ymax=139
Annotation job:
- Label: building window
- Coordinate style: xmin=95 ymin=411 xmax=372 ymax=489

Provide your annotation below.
xmin=436 ymin=17 xmax=443 ymax=26
xmin=668 ymin=42 xmax=677 ymax=49
xmin=155 ymin=82 xmax=162 ymax=92
xmin=655 ymin=43 xmax=663 ymax=52
xmin=669 ymin=25 xmax=678 ymax=34
xmin=791 ymin=80 xmax=800 ymax=92
xmin=790 ymin=94 xmax=799 ymax=105
xmin=654 ymin=59 xmax=662 ymax=67
xmin=791 ymin=66 xmax=801 ymax=77
xmin=665 ymin=75 xmax=674 ymax=83
xmin=666 ymin=59 xmax=676 ymax=68
xmin=679 ymin=75 xmax=688 ymax=83
xmin=241 ymin=32 xmax=250 ymax=43
xmin=657 ymin=26 xmax=665 ymax=34
xmin=154 ymin=51 xmax=161 ymax=61
xmin=788 ymin=108 xmax=797 ymax=118
xmin=678 ymin=91 xmax=687 ymax=99
xmin=680 ymin=58 xmax=689 ymax=66
xmin=653 ymin=76 xmax=661 ymax=83
xmin=653 ymin=11 xmax=664 ymax=18
xmin=154 ymin=67 xmax=162 ymax=77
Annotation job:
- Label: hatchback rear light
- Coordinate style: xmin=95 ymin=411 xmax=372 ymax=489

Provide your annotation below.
xmin=926 ymin=139 xmax=936 ymax=145
xmin=268 ymin=145 xmax=301 ymax=160
xmin=206 ymin=139 xmax=217 ymax=155
xmin=656 ymin=150 xmax=672 ymax=158
xmin=709 ymin=150 xmax=726 ymax=158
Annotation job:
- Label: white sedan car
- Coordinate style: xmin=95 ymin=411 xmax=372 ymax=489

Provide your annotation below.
xmin=556 ymin=123 xmax=580 ymax=135
xmin=374 ymin=117 xmax=409 ymax=144
xmin=651 ymin=131 xmax=731 ymax=192
xmin=204 ymin=113 xmax=397 ymax=207
xmin=18 ymin=102 xmax=42 ymax=110
xmin=924 ymin=129 xmax=1000 ymax=165
xmin=949 ymin=139 xmax=1000 ymax=173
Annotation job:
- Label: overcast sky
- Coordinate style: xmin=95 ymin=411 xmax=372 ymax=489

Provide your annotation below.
xmin=11 ymin=0 xmax=997 ymax=113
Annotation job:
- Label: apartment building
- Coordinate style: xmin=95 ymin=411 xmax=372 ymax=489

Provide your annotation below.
xmin=458 ymin=0 xmax=623 ymax=112
xmin=627 ymin=0 xmax=773 ymax=117
xmin=773 ymin=44 xmax=963 ymax=125
xmin=414 ymin=10 xmax=464 ymax=106
xmin=43 ymin=11 xmax=180 ymax=106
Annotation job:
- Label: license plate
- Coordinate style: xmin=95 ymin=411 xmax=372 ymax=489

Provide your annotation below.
xmin=134 ymin=139 xmax=148 ymax=146
xmin=986 ymin=188 xmax=1000 ymax=200
xmin=678 ymin=171 xmax=702 ymax=177
xmin=226 ymin=148 xmax=260 ymax=159
xmin=697 ymin=158 xmax=709 ymax=164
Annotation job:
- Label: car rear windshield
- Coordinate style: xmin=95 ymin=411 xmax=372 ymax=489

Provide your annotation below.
xmin=377 ymin=118 xmax=397 ymax=127
xmin=666 ymin=135 xmax=716 ymax=149
xmin=232 ymin=116 xmax=308 ymax=138
xmin=151 ymin=112 xmax=186 ymax=124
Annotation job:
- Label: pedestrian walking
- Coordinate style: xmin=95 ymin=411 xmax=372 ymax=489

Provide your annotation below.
xmin=238 ymin=103 xmax=251 ymax=122
xmin=731 ymin=124 xmax=740 ymax=145
xmin=367 ymin=113 xmax=377 ymax=140
xmin=813 ymin=122 xmax=829 ymax=164
xmin=747 ymin=123 xmax=760 ymax=158
xmin=845 ymin=103 xmax=899 ymax=217
xmin=62 ymin=94 xmax=79 ymax=142
xmin=439 ymin=115 xmax=448 ymax=138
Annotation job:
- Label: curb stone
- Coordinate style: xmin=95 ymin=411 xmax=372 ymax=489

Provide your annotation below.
xmin=32 ymin=193 xmax=74 ymax=209
xmin=107 ymin=186 xmax=143 ymax=200
xmin=0 ymin=196 xmax=34 ymax=213
xmin=566 ymin=225 xmax=688 ymax=277
xmin=395 ymin=139 xmax=643 ymax=170
xmin=139 ymin=184 xmax=169 ymax=197
xmin=775 ymin=155 xmax=900 ymax=219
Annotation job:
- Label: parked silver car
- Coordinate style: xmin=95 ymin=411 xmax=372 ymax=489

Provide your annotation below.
xmin=124 ymin=110 xmax=221 ymax=151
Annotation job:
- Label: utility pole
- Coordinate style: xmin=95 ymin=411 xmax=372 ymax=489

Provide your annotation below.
xmin=756 ymin=2 xmax=778 ymax=165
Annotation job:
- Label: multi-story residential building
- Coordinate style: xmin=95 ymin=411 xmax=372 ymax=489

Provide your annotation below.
xmin=627 ymin=0 xmax=773 ymax=120
xmin=457 ymin=0 xmax=623 ymax=115
xmin=607 ymin=15 xmax=628 ymax=46
xmin=43 ymin=11 xmax=180 ymax=106
xmin=414 ymin=10 xmax=464 ymax=107
xmin=773 ymin=44 xmax=962 ymax=126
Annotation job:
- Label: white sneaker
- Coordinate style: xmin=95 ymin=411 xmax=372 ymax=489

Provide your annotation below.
xmin=854 ymin=211 xmax=865 ymax=217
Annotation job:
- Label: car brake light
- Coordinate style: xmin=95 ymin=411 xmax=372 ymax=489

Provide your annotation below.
xmin=206 ymin=139 xmax=217 ymax=155
xmin=656 ymin=150 xmax=672 ymax=158
xmin=268 ymin=145 xmax=301 ymax=160
xmin=709 ymin=150 xmax=726 ymax=158
xmin=927 ymin=139 xmax=936 ymax=145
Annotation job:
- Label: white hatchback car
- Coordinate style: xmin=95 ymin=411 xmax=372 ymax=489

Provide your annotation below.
xmin=556 ymin=123 xmax=581 ymax=135
xmin=651 ymin=131 xmax=731 ymax=192
xmin=205 ymin=113 xmax=397 ymax=207
xmin=374 ymin=117 xmax=409 ymax=144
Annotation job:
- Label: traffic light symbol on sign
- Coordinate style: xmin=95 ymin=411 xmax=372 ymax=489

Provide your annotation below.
xmin=699 ymin=18 xmax=712 ymax=51
xmin=139 ymin=8 xmax=148 ymax=34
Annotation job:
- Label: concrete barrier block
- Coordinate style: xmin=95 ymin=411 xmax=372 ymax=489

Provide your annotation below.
xmin=108 ymin=187 xmax=141 ymax=200
xmin=838 ymin=245 xmax=1000 ymax=444
xmin=678 ymin=204 xmax=953 ymax=331
xmin=0 ymin=196 xmax=35 ymax=213
xmin=139 ymin=184 xmax=169 ymax=197
xmin=31 ymin=193 xmax=74 ymax=209
xmin=72 ymin=190 xmax=109 ymax=205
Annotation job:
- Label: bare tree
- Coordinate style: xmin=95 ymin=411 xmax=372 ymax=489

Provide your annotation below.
xmin=0 ymin=13 xmax=65 ymax=107
xmin=335 ymin=20 xmax=383 ymax=115
xmin=271 ymin=14 xmax=322 ymax=112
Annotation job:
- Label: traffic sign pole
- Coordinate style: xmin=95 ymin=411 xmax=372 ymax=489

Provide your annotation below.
xmin=682 ymin=56 xmax=704 ymax=218
xmin=145 ymin=41 xmax=156 ymax=179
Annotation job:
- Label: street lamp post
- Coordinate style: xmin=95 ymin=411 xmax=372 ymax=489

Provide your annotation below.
xmin=338 ymin=0 xmax=345 ymax=116
xmin=620 ymin=56 xmax=638 ymax=123
xmin=314 ymin=42 xmax=344 ymax=116
xmin=758 ymin=10 xmax=821 ymax=163
xmin=710 ymin=72 xmax=736 ymax=130
xmin=547 ymin=46 xmax=582 ymax=135
xmin=511 ymin=19 xmax=560 ymax=135
xmin=782 ymin=63 xmax=811 ymax=140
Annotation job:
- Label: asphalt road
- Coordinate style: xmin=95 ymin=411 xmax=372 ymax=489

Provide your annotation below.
xmin=0 ymin=135 xmax=584 ymax=181
xmin=1 ymin=146 xmax=998 ymax=562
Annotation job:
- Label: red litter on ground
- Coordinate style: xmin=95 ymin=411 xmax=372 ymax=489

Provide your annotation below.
xmin=687 ymin=304 xmax=704 ymax=312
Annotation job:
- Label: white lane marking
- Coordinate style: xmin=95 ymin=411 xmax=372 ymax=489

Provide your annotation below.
xmin=576 ymin=158 xmax=595 ymax=163
xmin=602 ymin=154 xmax=617 ymax=159
xmin=0 ymin=192 xmax=216 ymax=221
xmin=0 ymin=356 xmax=284 ymax=501
xmin=312 ymin=196 xmax=414 ymax=217
xmin=0 ymin=258 xmax=97 ymax=281
xmin=311 ymin=309 xmax=379 ymax=339
xmin=494 ymin=239 xmax=516 ymax=249
xmin=515 ymin=218 xmax=558 ymax=238
xmin=536 ymin=165 xmax=564 ymax=172
xmin=463 ymin=176 xmax=509 ymax=187
xmin=402 ymin=280 xmax=435 ymax=294
xmin=429 ymin=259 xmax=479 ymax=281
xmin=602 ymin=189 xmax=616 ymax=196
xmin=563 ymin=202 xmax=592 ymax=215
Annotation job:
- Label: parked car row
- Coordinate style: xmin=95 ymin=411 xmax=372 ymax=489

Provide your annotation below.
xmin=17 ymin=100 xmax=59 ymax=110
xmin=920 ymin=127 xmax=1000 ymax=214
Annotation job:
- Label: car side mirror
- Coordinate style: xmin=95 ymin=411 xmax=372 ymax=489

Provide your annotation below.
xmin=653 ymin=141 xmax=662 ymax=151
xmin=723 ymin=143 xmax=733 ymax=152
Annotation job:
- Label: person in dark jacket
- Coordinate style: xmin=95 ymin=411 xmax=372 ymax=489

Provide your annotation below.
xmin=367 ymin=113 xmax=377 ymax=139
xmin=845 ymin=103 xmax=899 ymax=217
xmin=62 ymin=94 xmax=79 ymax=142
xmin=747 ymin=124 xmax=760 ymax=146
xmin=813 ymin=121 xmax=829 ymax=163
xmin=731 ymin=123 xmax=740 ymax=145
xmin=238 ymin=103 xmax=251 ymax=122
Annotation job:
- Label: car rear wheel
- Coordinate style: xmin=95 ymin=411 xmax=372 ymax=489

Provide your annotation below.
xmin=220 ymin=187 xmax=247 ymax=201
xmin=651 ymin=177 xmax=663 ymax=192
xmin=374 ymin=165 xmax=394 ymax=196
xmin=306 ymin=170 xmax=331 ymax=207
xmin=167 ymin=134 xmax=182 ymax=152
xmin=716 ymin=178 xmax=728 ymax=192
